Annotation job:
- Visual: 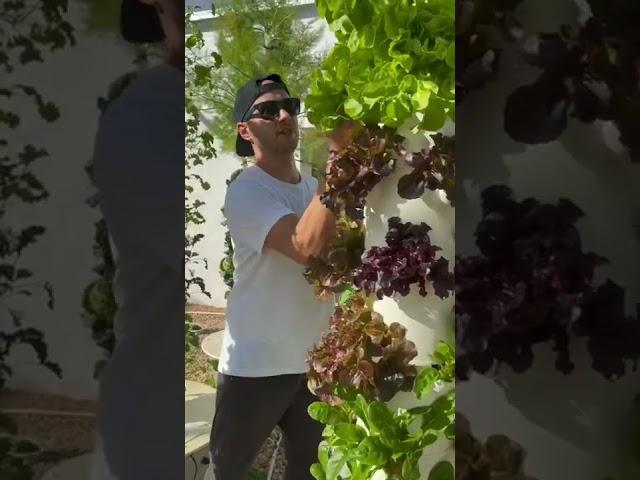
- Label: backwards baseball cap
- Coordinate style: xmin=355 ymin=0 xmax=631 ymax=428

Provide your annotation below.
xmin=233 ymin=73 xmax=290 ymax=156
xmin=120 ymin=0 xmax=165 ymax=44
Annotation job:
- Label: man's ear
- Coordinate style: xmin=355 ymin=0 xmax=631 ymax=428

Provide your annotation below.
xmin=237 ymin=123 xmax=252 ymax=142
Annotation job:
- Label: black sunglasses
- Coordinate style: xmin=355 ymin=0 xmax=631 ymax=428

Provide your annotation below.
xmin=242 ymin=97 xmax=301 ymax=122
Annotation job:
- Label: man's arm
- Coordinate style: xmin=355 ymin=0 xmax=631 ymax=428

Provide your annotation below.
xmin=264 ymin=181 xmax=336 ymax=265
xmin=249 ymin=126 xmax=354 ymax=265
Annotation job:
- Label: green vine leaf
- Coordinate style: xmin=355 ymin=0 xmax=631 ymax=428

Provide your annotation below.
xmin=428 ymin=461 xmax=454 ymax=480
xmin=326 ymin=447 xmax=348 ymax=480
xmin=308 ymin=402 xmax=350 ymax=426
xmin=414 ymin=367 xmax=439 ymax=400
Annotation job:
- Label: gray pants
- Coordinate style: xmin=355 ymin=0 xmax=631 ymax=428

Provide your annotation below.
xmin=209 ymin=373 xmax=323 ymax=480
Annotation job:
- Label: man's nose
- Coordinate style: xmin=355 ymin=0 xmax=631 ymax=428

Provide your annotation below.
xmin=277 ymin=108 xmax=293 ymax=121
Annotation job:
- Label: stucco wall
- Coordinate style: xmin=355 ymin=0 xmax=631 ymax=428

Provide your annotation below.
xmin=5 ymin=2 xmax=138 ymax=399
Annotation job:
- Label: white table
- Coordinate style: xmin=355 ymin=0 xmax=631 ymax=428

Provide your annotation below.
xmin=201 ymin=330 xmax=225 ymax=361
xmin=185 ymin=380 xmax=216 ymax=457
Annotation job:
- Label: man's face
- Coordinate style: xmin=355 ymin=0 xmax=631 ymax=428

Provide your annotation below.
xmin=238 ymin=89 xmax=300 ymax=158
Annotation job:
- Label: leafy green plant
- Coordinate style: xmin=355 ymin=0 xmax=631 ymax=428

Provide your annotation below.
xmin=304 ymin=1 xmax=456 ymax=478
xmin=0 ymin=415 xmax=40 ymax=480
xmin=185 ymin=8 xmax=220 ymax=350
xmin=308 ymin=341 xmax=455 ymax=480
xmin=306 ymin=0 xmax=454 ymax=132
xmin=1 ymin=1 xmax=74 ymax=477
xmin=304 ymin=215 xmax=366 ymax=300
xmin=219 ymin=168 xmax=244 ymax=299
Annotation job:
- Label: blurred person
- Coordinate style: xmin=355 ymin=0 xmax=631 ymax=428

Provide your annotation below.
xmin=90 ymin=1 xmax=183 ymax=479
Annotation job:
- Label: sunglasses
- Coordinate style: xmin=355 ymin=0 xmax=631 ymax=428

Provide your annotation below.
xmin=242 ymin=97 xmax=301 ymax=122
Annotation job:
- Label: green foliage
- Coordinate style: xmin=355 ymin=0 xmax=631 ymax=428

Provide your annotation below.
xmin=413 ymin=342 xmax=455 ymax=400
xmin=305 ymin=1 xmax=456 ymax=477
xmin=1 ymin=2 xmax=74 ymax=478
xmin=218 ymin=168 xmax=244 ymax=298
xmin=185 ymin=312 xmax=202 ymax=351
xmin=338 ymin=283 xmax=358 ymax=307
xmin=306 ymin=0 xmax=455 ymax=132
xmin=0 ymin=415 xmax=41 ymax=480
xmin=304 ymin=215 xmax=366 ymax=300
xmin=300 ymin=127 xmax=332 ymax=178
xmin=0 ymin=0 xmax=75 ymax=74
xmin=185 ymin=8 xmax=220 ymax=350
xmin=191 ymin=0 xmax=323 ymax=153
xmin=82 ymin=72 xmax=139 ymax=378
xmin=76 ymin=0 xmax=121 ymax=33
xmin=219 ymin=231 xmax=235 ymax=298
xmin=81 ymin=224 xmax=117 ymax=378
xmin=428 ymin=461 xmax=454 ymax=480
xmin=248 ymin=468 xmax=269 ymax=480
xmin=308 ymin=388 xmax=454 ymax=480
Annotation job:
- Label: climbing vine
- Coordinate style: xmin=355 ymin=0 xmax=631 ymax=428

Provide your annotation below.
xmin=185 ymin=8 xmax=221 ymax=350
xmin=0 ymin=1 xmax=74 ymax=478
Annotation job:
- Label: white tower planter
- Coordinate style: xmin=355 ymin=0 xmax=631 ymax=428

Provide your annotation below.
xmin=364 ymin=119 xmax=455 ymax=478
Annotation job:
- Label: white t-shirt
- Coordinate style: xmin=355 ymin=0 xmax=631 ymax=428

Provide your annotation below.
xmin=219 ymin=165 xmax=334 ymax=377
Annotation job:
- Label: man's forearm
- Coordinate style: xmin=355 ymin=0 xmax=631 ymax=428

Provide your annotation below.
xmin=292 ymin=191 xmax=336 ymax=260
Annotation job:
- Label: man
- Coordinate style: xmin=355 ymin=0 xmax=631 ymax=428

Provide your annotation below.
xmin=209 ymin=74 xmax=337 ymax=479
xmin=91 ymin=1 xmax=183 ymax=479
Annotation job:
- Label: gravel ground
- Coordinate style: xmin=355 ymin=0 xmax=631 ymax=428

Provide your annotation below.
xmin=0 ymin=390 xmax=97 ymax=478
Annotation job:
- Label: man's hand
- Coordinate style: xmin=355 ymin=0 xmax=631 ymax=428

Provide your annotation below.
xmin=262 ymin=122 xmax=366 ymax=265
xmin=328 ymin=120 xmax=362 ymax=154
xmin=264 ymin=195 xmax=336 ymax=265
xmin=265 ymin=186 xmax=336 ymax=265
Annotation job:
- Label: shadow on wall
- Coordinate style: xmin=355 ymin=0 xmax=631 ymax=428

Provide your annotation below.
xmin=456 ymin=1 xmax=640 ymax=479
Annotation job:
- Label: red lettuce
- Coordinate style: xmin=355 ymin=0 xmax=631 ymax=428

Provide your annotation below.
xmin=321 ymin=125 xmax=396 ymax=220
xmin=396 ymin=134 xmax=455 ymax=205
xmin=456 ymin=185 xmax=640 ymax=380
xmin=308 ymin=293 xmax=418 ymax=405
xmin=354 ymin=217 xmax=454 ymax=300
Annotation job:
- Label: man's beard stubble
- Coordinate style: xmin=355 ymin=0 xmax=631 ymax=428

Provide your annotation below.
xmin=269 ymin=130 xmax=299 ymax=157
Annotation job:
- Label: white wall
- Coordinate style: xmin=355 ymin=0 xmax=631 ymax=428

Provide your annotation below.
xmin=4 ymin=2 xmax=139 ymax=399
xmin=186 ymin=1 xmax=337 ymax=307
xmin=457 ymin=1 xmax=640 ymax=478
xmin=3 ymin=0 xmax=333 ymax=398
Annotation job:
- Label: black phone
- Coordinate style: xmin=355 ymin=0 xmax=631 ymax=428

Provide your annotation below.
xmin=120 ymin=0 xmax=165 ymax=44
